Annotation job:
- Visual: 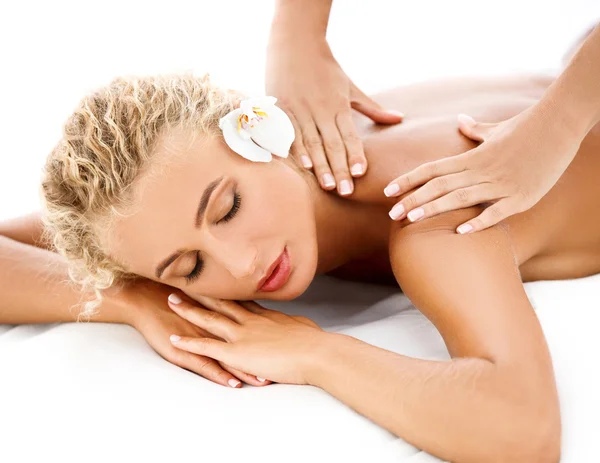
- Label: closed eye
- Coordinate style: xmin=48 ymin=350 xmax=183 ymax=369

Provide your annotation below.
xmin=185 ymin=191 xmax=241 ymax=283
xmin=218 ymin=191 xmax=241 ymax=224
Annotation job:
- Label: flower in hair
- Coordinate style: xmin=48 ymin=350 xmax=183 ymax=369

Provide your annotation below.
xmin=219 ymin=96 xmax=295 ymax=162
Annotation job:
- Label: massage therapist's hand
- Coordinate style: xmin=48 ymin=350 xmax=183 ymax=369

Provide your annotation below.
xmin=167 ymin=293 xmax=327 ymax=385
xmin=122 ymin=279 xmax=267 ymax=388
xmin=384 ymin=104 xmax=584 ymax=233
xmin=266 ymin=35 xmax=403 ymax=196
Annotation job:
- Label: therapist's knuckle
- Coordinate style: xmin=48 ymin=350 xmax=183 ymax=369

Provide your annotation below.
xmin=455 ymin=188 xmax=470 ymax=205
xmin=305 ymin=136 xmax=323 ymax=150
xmin=205 ymin=310 xmax=221 ymax=323
xmin=403 ymin=194 xmax=418 ymax=210
xmin=341 ymin=129 xmax=361 ymax=144
xmin=432 ymin=176 xmax=449 ymax=193
xmin=323 ymin=139 xmax=344 ymax=155
xmin=425 ymin=161 xmax=439 ymax=178
xmin=488 ymin=204 xmax=505 ymax=220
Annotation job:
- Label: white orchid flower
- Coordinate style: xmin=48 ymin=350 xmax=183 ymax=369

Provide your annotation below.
xmin=218 ymin=96 xmax=295 ymax=163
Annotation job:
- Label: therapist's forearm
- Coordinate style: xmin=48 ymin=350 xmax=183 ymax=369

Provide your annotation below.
xmin=543 ymin=24 xmax=600 ymax=136
xmin=307 ymin=333 xmax=558 ymax=463
xmin=270 ymin=0 xmax=332 ymax=44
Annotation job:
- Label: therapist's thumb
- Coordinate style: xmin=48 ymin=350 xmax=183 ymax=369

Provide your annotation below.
xmin=457 ymin=114 xmax=497 ymax=143
xmin=350 ymin=83 xmax=404 ymax=125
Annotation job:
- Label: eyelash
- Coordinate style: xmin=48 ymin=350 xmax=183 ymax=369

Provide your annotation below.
xmin=185 ymin=191 xmax=242 ymax=283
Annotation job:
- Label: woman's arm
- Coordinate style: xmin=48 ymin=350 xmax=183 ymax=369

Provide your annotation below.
xmin=0 ymin=213 xmax=265 ymax=387
xmin=306 ymin=209 xmax=560 ymax=463
xmin=385 ymin=24 xmax=600 ymax=233
xmin=0 ymin=213 xmax=129 ymax=324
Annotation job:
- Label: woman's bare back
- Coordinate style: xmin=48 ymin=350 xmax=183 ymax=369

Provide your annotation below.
xmin=329 ymin=75 xmax=600 ymax=283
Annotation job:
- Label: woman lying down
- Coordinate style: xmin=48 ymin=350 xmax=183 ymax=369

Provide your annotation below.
xmin=2 ymin=68 xmax=599 ymax=463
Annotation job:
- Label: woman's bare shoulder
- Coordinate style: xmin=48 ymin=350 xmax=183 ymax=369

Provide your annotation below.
xmin=347 ymin=74 xmax=554 ymax=207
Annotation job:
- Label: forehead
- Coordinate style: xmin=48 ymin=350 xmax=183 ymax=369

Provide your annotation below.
xmin=103 ymin=129 xmax=228 ymax=275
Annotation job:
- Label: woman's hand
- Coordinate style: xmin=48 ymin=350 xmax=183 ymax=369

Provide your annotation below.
xmin=266 ymin=36 xmax=403 ymax=196
xmin=384 ymin=104 xmax=584 ymax=233
xmin=121 ymin=279 xmax=267 ymax=388
xmin=166 ymin=293 xmax=328 ymax=386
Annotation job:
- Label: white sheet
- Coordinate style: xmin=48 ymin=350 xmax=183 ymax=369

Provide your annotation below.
xmin=1 ymin=273 xmax=599 ymax=463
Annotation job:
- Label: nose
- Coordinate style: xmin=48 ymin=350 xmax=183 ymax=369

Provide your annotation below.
xmin=207 ymin=237 xmax=258 ymax=280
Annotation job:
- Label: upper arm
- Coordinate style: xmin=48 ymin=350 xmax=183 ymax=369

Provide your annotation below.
xmin=390 ymin=208 xmax=555 ymax=381
xmin=0 ymin=211 xmax=49 ymax=249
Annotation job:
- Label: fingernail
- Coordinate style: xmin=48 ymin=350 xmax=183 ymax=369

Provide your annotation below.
xmin=322 ymin=173 xmax=335 ymax=188
xmin=388 ymin=203 xmax=405 ymax=220
xmin=388 ymin=110 xmax=404 ymax=118
xmin=384 ymin=183 xmax=400 ymax=196
xmin=301 ymin=155 xmax=313 ymax=168
xmin=170 ymin=334 xmax=181 ymax=343
xmin=457 ymin=224 xmax=473 ymax=234
xmin=228 ymin=379 xmax=241 ymax=388
xmin=168 ymin=293 xmax=182 ymax=304
xmin=257 ymin=377 xmax=267 ymax=382
xmin=339 ymin=179 xmax=353 ymax=195
xmin=408 ymin=208 xmax=424 ymax=222
xmin=350 ymin=163 xmax=363 ymax=176
xmin=457 ymin=113 xmax=476 ymax=126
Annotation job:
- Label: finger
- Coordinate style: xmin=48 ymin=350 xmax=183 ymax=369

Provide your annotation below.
xmin=236 ymin=300 xmax=266 ymax=314
xmin=168 ymin=294 xmax=241 ymax=342
xmin=405 ymin=184 xmax=499 ymax=223
xmin=336 ymin=110 xmax=368 ymax=179
xmin=297 ymin=115 xmax=336 ymax=190
xmin=287 ymin=111 xmax=312 ymax=170
xmin=457 ymin=114 xmax=497 ymax=143
xmin=221 ymin=363 xmax=271 ymax=386
xmin=388 ymin=172 xmax=474 ymax=221
xmin=193 ymin=295 xmax=254 ymax=324
xmin=170 ymin=334 xmax=230 ymax=363
xmin=456 ymin=198 xmax=516 ymax=234
xmin=384 ymin=156 xmax=467 ymax=198
xmin=314 ymin=117 xmax=353 ymax=196
xmin=350 ymin=84 xmax=404 ymax=124
xmin=176 ymin=352 xmax=242 ymax=388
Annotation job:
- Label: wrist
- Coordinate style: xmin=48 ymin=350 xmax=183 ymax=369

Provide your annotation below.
xmin=94 ymin=280 xmax=142 ymax=326
xmin=532 ymin=92 xmax=589 ymax=146
xmin=303 ymin=331 xmax=354 ymax=387
xmin=541 ymin=74 xmax=600 ymax=140
xmin=268 ymin=0 xmax=330 ymax=51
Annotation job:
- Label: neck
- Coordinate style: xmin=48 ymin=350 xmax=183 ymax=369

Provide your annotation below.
xmin=304 ymin=172 xmax=390 ymax=275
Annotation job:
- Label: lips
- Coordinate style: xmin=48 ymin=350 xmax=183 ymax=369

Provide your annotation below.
xmin=257 ymin=246 xmax=291 ymax=292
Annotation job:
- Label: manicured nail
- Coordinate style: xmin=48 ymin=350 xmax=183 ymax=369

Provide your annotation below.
xmin=388 ymin=203 xmax=405 ymax=220
xmin=389 ymin=110 xmax=405 ymax=118
xmin=322 ymin=173 xmax=335 ymax=188
xmin=257 ymin=377 xmax=266 ymax=382
xmin=350 ymin=163 xmax=363 ymax=176
xmin=301 ymin=155 xmax=313 ymax=168
xmin=228 ymin=379 xmax=241 ymax=388
xmin=384 ymin=183 xmax=400 ymax=197
xmin=457 ymin=224 xmax=473 ymax=234
xmin=408 ymin=208 xmax=425 ymax=222
xmin=168 ymin=293 xmax=182 ymax=304
xmin=457 ymin=113 xmax=476 ymax=126
xmin=339 ymin=179 xmax=353 ymax=195
xmin=170 ymin=334 xmax=181 ymax=343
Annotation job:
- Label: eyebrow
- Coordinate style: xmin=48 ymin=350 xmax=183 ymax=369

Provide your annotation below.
xmin=154 ymin=175 xmax=224 ymax=279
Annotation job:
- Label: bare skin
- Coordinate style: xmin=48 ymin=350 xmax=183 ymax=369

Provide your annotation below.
xmin=330 ymin=74 xmax=600 ymax=284
xmin=3 ymin=73 xmax=598 ymax=462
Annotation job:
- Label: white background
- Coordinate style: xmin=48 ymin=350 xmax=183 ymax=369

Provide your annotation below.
xmin=0 ymin=0 xmax=598 ymax=221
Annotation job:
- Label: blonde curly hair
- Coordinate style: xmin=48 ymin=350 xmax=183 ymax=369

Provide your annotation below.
xmin=40 ymin=73 xmax=238 ymax=321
